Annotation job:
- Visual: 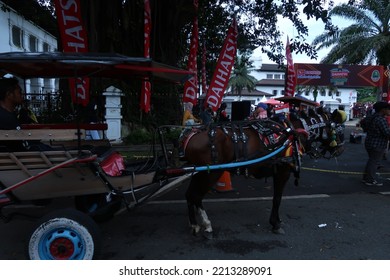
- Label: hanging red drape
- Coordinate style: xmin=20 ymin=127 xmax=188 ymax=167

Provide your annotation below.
xmin=201 ymin=43 xmax=208 ymax=97
xmin=54 ymin=0 xmax=90 ymax=106
xmin=182 ymin=0 xmax=199 ymax=105
xmin=140 ymin=0 xmax=152 ymax=113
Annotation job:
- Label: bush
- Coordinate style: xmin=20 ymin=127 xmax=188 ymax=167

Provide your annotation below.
xmin=123 ymin=128 xmax=153 ymax=145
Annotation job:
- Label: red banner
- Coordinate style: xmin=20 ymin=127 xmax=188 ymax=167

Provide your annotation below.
xmin=204 ymin=18 xmax=237 ymax=111
xmin=140 ymin=0 xmax=152 ymax=112
xmin=54 ymin=0 xmax=89 ymax=106
xmin=182 ymin=1 xmax=199 ymax=105
xmin=285 ymin=36 xmax=296 ymax=97
xmin=201 ymin=43 xmax=207 ymax=96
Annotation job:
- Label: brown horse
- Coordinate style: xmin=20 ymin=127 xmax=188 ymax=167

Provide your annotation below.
xmin=181 ymin=107 xmax=345 ymax=239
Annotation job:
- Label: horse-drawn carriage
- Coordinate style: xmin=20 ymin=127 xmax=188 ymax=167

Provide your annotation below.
xmin=0 ymin=52 xmax=346 ymax=260
xmin=0 ymin=52 xmax=194 ymax=260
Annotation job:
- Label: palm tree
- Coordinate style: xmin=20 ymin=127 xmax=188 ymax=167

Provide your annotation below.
xmin=296 ymin=85 xmax=339 ymax=102
xmin=312 ymin=0 xmax=390 ymax=67
xmin=228 ymin=54 xmax=257 ymax=100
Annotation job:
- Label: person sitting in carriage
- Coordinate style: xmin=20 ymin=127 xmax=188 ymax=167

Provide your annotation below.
xmin=0 ymin=77 xmax=51 ymax=152
xmin=0 ymin=77 xmax=27 ymax=151
xmin=182 ymin=102 xmax=201 ymax=126
xmin=215 ymin=102 xmax=230 ymax=122
xmin=249 ymin=103 xmax=268 ymax=120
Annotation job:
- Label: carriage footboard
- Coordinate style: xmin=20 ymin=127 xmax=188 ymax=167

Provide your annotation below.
xmin=0 ymin=149 xmax=112 ymax=201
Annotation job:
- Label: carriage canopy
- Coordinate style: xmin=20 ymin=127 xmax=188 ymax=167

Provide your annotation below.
xmin=0 ymin=52 xmax=193 ymax=83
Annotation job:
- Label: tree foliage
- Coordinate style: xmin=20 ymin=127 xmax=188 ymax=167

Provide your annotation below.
xmin=312 ymin=0 xmax=390 ymax=66
xmin=228 ymin=54 xmax=257 ymax=98
xmin=28 ymin=0 xmax=338 ymax=70
xmin=7 ymin=0 xmax=345 ymax=127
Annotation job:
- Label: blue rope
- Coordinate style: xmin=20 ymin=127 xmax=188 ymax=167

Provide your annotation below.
xmin=194 ymin=140 xmax=290 ymax=172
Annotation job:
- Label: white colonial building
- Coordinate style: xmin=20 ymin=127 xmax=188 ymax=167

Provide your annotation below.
xmin=0 ymin=0 xmax=57 ymax=94
xmin=223 ymin=60 xmax=357 ymax=120
xmin=251 ymin=63 xmax=357 ymax=106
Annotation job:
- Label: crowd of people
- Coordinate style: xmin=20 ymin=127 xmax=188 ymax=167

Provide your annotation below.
xmin=182 ymin=101 xmax=231 ymax=127
xmin=182 ymin=101 xmax=285 ymax=127
xmin=352 ymin=102 xmax=374 ymax=119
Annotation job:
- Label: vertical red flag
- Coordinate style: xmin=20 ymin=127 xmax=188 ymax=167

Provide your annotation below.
xmin=204 ymin=18 xmax=238 ymax=111
xmin=285 ymin=36 xmax=296 ymax=97
xmin=201 ymin=43 xmax=208 ymax=96
xmin=54 ymin=0 xmax=89 ymax=106
xmin=140 ymin=0 xmax=152 ymax=113
xmin=182 ymin=0 xmax=199 ymax=105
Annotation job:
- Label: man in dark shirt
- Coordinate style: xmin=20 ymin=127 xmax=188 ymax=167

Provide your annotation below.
xmin=0 ymin=77 xmax=23 ymax=129
xmin=0 ymin=77 xmax=25 ymax=151
xmin=362 ymin=101 xmax=390 ymax=186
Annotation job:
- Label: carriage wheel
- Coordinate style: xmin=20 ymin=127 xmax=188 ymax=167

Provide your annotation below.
xmin=27 ymin=209 xmax=101 ymax=260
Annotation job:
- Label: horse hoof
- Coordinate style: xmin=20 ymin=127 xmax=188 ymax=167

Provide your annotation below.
xmin=203 ymin=231 xmax=213 ymax=240
xmin=272 ymin=227 xmax=285 ymax=235
xmin=190 ymin=225 xmax=201 ymax=236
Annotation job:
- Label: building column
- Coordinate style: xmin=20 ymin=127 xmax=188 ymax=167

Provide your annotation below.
xmin=103 ymin=86 xmax=124 ymax=143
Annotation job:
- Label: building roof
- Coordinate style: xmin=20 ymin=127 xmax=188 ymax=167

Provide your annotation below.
xmin=256 ymin=79 xmax=285 ymax=86
xmin=225 ymin=88 xmax=273 ymax=97
xmin=255 ymin=63 xmax=285 ymax=72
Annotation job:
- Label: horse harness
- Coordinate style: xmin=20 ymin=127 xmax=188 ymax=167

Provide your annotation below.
xmin=206 ymin=119 xmax=300 ymax=166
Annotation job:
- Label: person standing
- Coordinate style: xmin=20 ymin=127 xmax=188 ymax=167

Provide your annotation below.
xmin=362 ymin=101 xmax=390 ymax=186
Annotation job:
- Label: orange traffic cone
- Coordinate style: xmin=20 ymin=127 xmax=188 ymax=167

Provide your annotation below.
xmin=215 ymin=171 xmax=234 ymax=192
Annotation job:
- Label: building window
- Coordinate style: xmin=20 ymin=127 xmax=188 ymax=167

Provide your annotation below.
xmin=274 ymin=74 xmax=281 ymax=79
xmin=272 ymin=90 xmax=278 ymax=95
xmin=336 ymin=91 xmax=341 ymax=97
xmin=43 ymin=42 xmax=50 ymax=52
xmin=282 ymin=74 xmax=285 ymax=79
xmin=29 ymin=35 xmax=38 ymax=52
xmin=12 ymin=25 xmax=23 ymax=48
xmin=266 ymin=74 xmax=273 ymax=79
xmin=320 ymin=90 xmax=326 ymax=96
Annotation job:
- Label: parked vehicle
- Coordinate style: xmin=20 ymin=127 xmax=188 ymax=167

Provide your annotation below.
xmin=0 ymin=52 xmax=192 ymax=260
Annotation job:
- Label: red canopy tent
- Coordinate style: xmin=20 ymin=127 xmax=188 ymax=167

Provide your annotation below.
xmin=263 ymin=98 xmax=282 ymax=105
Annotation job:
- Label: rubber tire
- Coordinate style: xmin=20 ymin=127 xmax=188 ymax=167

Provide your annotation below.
xmin=27 ymin=208 xmax=101 ymax=260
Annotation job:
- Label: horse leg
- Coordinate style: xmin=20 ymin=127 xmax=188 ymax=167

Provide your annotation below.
xmin=185 ymin=172 xmax=220 ymax=239
xmin=269 ymin=163 xmax=291 ymax=234
xmin=185 ymin=172 xmax=208 ymax=236
xmin=186 ymin=200 xmax=201 ymax=235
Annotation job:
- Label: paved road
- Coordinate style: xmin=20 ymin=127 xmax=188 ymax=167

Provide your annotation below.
xmin=1 ymin=121 xmax=390 ymax=260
